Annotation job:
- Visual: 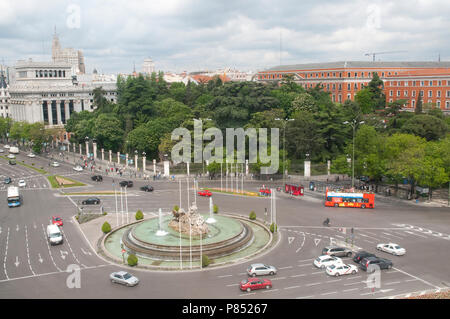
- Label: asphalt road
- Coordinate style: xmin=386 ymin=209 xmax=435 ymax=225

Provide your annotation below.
xmin=0 ymin=148 xmax=449 ymax=299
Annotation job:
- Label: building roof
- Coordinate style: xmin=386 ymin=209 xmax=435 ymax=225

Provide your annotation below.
xmin=263 ymin=61 xmax=450 ymax=72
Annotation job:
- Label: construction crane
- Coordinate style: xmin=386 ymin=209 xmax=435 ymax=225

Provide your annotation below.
xmin=364 ymin=51 xmax=407 ymax=62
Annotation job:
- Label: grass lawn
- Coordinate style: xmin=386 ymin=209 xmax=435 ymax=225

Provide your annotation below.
xmin=0 ymin=156 xmax=48 ymax=174
xmin=47 ymin=175 xmax=86 ymax=188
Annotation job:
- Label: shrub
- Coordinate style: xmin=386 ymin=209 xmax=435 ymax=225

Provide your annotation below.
xmin=213 ymin=204 xmax=218 ymax=214
xmin=173 ymin=205 xmax=179 ymax=212
xmin=101 ymin=221 xmax=111 ymax=234
xmin=270 ymin=223 xmax=277 ymax=233
xmin=127 ymin=254 xmax=138 ymax=266
xmin=249 ymin=211 xmax=256 ymax=220
xmin=135 ymin=210 xmax=144 ymax=220
xmin=202 ymin=254 xmax=211 ymax=268
xmin=102 ymin=211 xmax=107 ymax=216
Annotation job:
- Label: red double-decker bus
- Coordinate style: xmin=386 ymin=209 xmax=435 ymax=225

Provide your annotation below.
xmin=285 ymin=183 xmax=304 ymax=196
xmin=325 ymin=188 xmax=374 ymax=209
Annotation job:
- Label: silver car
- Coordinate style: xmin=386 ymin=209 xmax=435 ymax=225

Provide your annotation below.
xmin=247 ymin=263 xmax=277 ymax=277
xmin=110 ymin=271 xmax=139 ymax=287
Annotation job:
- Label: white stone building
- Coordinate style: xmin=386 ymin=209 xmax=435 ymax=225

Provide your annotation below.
xmin=52 ymin=31 xmax=85 ymax=74
xmin=0 ymin=66 xmax=10 ymax=118
xmin=8 ymin=59 xmax=116 ymax=128
xmin=142 ymin=58 xmax=155 ymax=75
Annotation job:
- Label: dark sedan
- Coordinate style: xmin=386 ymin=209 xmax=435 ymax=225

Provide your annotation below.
xmin=353 ymin=251 xmax=377 ymax=264
xmin=82 ymin=197 xmax=101 ymax=205
xmin=91 ymin=175 xmax=103 ymax=182
xmin=119 ymin=180 xmax=133 ymax=187
xmin=4 ymin=177 xmax=12 ymax=184
xmin=359 ymin=256 xmax=393 ymax=273
xmin=140 ymin=185 xmax=154 ymax=192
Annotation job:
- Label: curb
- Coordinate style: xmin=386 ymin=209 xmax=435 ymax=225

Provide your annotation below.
xmin=380 ymin=287 xmax=450 ymax=299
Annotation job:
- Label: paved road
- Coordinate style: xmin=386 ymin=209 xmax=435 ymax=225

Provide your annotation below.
xmin=0 ymin=148 xmax=449 ymax=299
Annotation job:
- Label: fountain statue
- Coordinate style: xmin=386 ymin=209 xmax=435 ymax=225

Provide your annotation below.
xmin=168 ymin=203 xmax=209 ymax=236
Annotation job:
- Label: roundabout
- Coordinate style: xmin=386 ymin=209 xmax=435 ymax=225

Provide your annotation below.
xmin=101 ymin=204 xmax=274 ymax=270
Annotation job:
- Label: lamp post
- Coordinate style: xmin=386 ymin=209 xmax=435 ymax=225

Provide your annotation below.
xmin=275 ymin=118 xmax=294 ymax=184
xmin=343 ymin=119 xmax=365 ymax=188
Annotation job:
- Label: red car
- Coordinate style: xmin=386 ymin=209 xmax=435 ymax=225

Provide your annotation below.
xmin=52 ymin=216 xmax=63 ymax=226
xmin=198 ymin=190 xmax=212 ymax=197
xmin=239 ymin=278 xmax=272 ymax=292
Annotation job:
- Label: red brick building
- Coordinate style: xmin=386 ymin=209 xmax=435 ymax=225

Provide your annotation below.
xmin=257 ymin=61 xmax=450 ymax=113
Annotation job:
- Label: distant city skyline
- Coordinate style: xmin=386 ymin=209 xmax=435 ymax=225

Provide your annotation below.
xmin=0 ymin=0 xmax=449 ymax=74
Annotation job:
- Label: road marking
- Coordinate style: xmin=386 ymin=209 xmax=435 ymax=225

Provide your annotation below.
xmin=290 ymin=274 xmax=306 ymax=278
xmin=382 ymin=232 xmax=404 ymax=239
xmin=360 ymin=288 xmax=394 ymax=296
xmin=326 ymin=279 xmax=342 ymax=283
xmin=393 ymin=267 xmax=440 ymax=289
xmin=284 ymin=285 xmax=301 ymax=290
xmin=321 ymin=291 xmax=337 ymax=296
xmin=296 ymin=295 xmax=314 ymax=299
xmin=14 ymin=256 xmax=19 ymax=267
xmin=344 ymin=281 xmax=365 ymax=286
xmin=38 ymin=254 xmax=43 ymax=263
xmin=218 ymin=275 xmax=233 ymax=278
xmin=310 ymin=271 xmax=324 ymax=275
xmin=346 ymin=275 xmax=362 ymax=280
xmin=363 ymin=239 xmax=376 ymax=244
xmin=403 ymin=231 xmax=428 ymax=239
xmin=384 ymin=281 xmax=401 ymax=286
xmin=305 ymin=282 xmax=321 ymax=286
xmin=24 ymin=226 xmax=36 ymax=276
xmin=59 ymin=228 xmax=85 ymax=268
xmin=298 ymin=258 xmax=314 ymax=263
xmin=226 ymin=283 xmax=239 ymax=287
xmin=270 ymin=276 xmax=287 ymax=281
xmin=298 ymin=263 xmax=312 ymax=267
xmin=279 ymin=266 xmax=293 ymax=270
xmin=3 ymin=227 xmax=9 ymax=280
xmin=295 ymin=232 xmax=306 ymax=253
xmin=405 ymin=279 xmax=419 ymax=282
xmin=343 ymin=288 xmax=359 ymax=292
xmin=314 ymin=238 xmax=321 ymax=246
xmin=262 ymin=289 xmax=279 ymax=293
xmin=288 ymin=237 xmax=295 ymax=244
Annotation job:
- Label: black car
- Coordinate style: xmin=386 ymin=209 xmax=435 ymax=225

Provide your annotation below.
xmin=119 ymin=180 xmax=133 ymax=187
xmin=91 ymin=175 xmax=103 ymax=182
xmin=359 ymin=256 xmax=393 ymax=273
xmin=140 ymin=185 xmax=154 ymax=192
xmin=9 ymin=160 xmax=16 ymax=165
xmin=82 ymin=197 xmax=101 ymax=205
xmin=4 ymin=177 xmax=12 ymax=184
xmin=353 ymin=251 xmax=377 ymax=264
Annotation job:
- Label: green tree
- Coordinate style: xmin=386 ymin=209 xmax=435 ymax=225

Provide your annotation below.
xmin=93 ymin=114 xmax=124 ymax=151
xmin=127 ymin=254 xmax=138 ymax=266
xmin=102 ymin=221 xmax=111 ymax=234
xmin=401 ymin=114 xmax=448 ymax=141
xmin=135 ymin=210 xmax=144 ymax=220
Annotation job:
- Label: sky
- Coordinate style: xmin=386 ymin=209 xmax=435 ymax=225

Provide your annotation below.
xmin=0 ymin=0 xmax=449 ymax=74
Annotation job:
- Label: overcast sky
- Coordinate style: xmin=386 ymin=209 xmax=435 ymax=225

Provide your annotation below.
xmin=0 ymin=0 xmax=449 ymax=74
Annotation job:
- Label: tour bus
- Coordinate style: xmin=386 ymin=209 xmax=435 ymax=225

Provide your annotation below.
xmin=325 ymin=188 xmax=374 ymax=209
xmin=284 ymin=183 xmax=304 ymax=196
xmin=7 ymin=186 xmax=22 ymax=207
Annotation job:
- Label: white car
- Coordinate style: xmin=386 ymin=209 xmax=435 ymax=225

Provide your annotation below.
xmin=313 ymin=255 xmax=344 ymax=269
xmin=326 ymin=263 xmax=358 ymax=277
xmin=27 ymin=153 xmax=36 ymax=158
xmin=18 ymin=180 xmax=26 ymax=187
xmin=7 ymin=154 xmax=15 ymax=159
xmin=4 ymin=145 xmax=10 ymax=149
xmin=110 ymin=271 xmax=139 ymax=287
xmin=50 ymin=161 xmax=60 ymax=167
xmin=0 ymin=149 xmax=3 ymax=153
xmin=73 ymin=165 xmax=83 ymax=172
xmin=377 ymin=243 xmax=406 ymax=256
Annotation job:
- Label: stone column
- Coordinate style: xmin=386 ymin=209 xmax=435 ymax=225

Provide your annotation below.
xmin=73 ymin=143 xmax=76 ymax=153
xmin=65 ymin=101 xmax=70 ymax=121
xmin=134 ymin=154 xmax=138 ymax=171
xmin=47 ymin=102 xmax=53 ymax=125
xmin=93 ymin=142 xmax=97 ymax=159
xmin=109 ymin=150 xmax=112 ymax=163
xmin=143 ymin=156 xmax=146 ymax=172
xmin=79 ymin=144 xmax=82 ymax=155
xmin=163 ymin=160 xmax=170 ymax=177
xmin=125 ymin=154 xmax=129 ymax=167
xmin=187 ymin=162 xmax=190 ymax=176
xmin=245 ymin=159 xmax=249 ymax=176
xmin=117 ymin=152 xmax=120 ymax=165
xmin=327 ymin=160 xmax=331 ymax=176
xmin=85 ymin=140 xmax=89 ymax=157
xmin=153 ymin=159 xmax=156 ymax=175
xmin=304 ymin=160 xmax=311 ymax=178
xmin=56 ymin=100 xmax=62 ymax=125
xmin=101 ymin=148 xmax=104 ymax=161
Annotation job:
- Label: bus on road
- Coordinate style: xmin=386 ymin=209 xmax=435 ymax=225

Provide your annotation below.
xmin=325 ymin=188 xmax=374 ymax=209
xmin=7 ymin=186 xmax=22 ymax=207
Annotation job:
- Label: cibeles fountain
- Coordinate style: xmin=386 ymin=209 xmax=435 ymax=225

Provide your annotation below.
xmin=103 ymin=200 xmax=273 ymax=269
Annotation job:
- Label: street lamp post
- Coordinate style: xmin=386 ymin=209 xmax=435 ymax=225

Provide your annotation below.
xmin=275 ymin=118 xmax=294 ymax=184
xmin=343 ymin=119 xmax=365 ymax=188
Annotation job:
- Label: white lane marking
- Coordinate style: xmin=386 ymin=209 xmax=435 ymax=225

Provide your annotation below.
xmin=296 ymin=295 xmax=314 ymax=299
xmin=403 ymin=231 xmax=428 ymax=239
xmin=305 ymin=282 xmax=321 ymax=286
xmin=344 ymin=281 xmax=365 ymax=286
xmin=321 ymin=291 xmax=337 ymax=296
xmin=41 ymin=224 xmax=61 ymax=272
xmin=358 ymin=232 xmax=381 ymax=241
xmin=239 ymin=292 xmax=256 ymax=296
xmin=218 ymin=275 xmax=233 ymax=278
xmin=298 ymin=264 xmax=312 ymax=267
xmin=310 ymin=271 xmax=324 ymax=275
xmin=279 ymin=266 xmax=293 ymax=270
xmin=393 ymin=267 xmax=440 ymax=289
xmin=24 ymin=226 xmax=36 ymax=276
xmin=295 ymin=232 xmax=306 ymax=253
xmin=298 ymin=258 xmax=314 ymax=263
xmin=346 ymin=275 xmax=362 ymax=280
xmin=59 ymin=228 xmax=86 ymax=268
xmin=38 ymin=253 xmax=43 ymax=263
xmin=270 ymin=276 xmax=287 ymax=281
xmin=326 ymin=279 xmax=342 ymax=283
xmin=262 ymin=289 xmax=279 ymax=293
xmin=405 ymin=279 xmax=419 ymax=282
xmin=0 ymin=264 xmax=110 ymax=283
xmin=3 ymin=227 xmax=9 ymax=280
xmin=363 ymin=239 xmax=376 ymax=244
xmin=290 ymin=274 xmax=307 ymax=278
xmin=284 ymin=285 xmax=301 ymax=290
xmin=226 ymin=283 xmax=239 ymax=287
xmin=343 ymin=288 xmax=359 ymax=292
xmin=14 ymin=256 xmax=19 ymax=267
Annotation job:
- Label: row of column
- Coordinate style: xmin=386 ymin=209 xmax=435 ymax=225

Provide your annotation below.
xmin=44 ymin=100 xmax=74 ymax=125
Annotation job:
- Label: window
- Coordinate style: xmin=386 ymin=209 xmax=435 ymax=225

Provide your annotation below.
xmin=438 ymin=80 xmax=442 ymax=86
xmin=420 ymin=81 xmax=424 ymax=86
xmin=437 ymin=91 xmax=441 ymax=97
xmin=412 ymin=91 xmax=416 ymax=97
xmin=446 ymin=90 xmax=450 ymax=98
xmin=348 ymin=72 xmax=351 ymax=77
xmin=347 ymin=83 xmax=351 ymax=90
xmin=404 ymin=91 xmax=408 ymax=97
xmin=347 ymin=94 xmax=351 ymax=100
xmin=437 ymin=101 xmax=441 ymax=108
xmin=389 ymin=90 xmax=393 ymax=97
xmin=412 ymin=100 xmax=415 ymax=108
xmin=354 ymin=83 xmax=358 ymax=89
xmin=338 ymin=94 xmax=342 ymax=102
xmin=338 ymin=84 xmax=342 ymax=90
xmin=355 ymin=72 xmax=358 ymax=77
xmin=405 ymin=81 xmax=408 ymax=87
xmin=382 ymin=72 xmax=385 ymax=77
xmin=420 ymin=90 xmax=424 ymax=97
xmin=397 ymin=90 xmax=400 ymax=97
xmin=428 ymin=90 xmax=432 ymax=97
xmin=412 ymin=81 xmax=416 ymax=86
xmin=332 ymin=83 xmax=336 ymax=90
xmin=446 ymin=101 xmax=450 ymax=109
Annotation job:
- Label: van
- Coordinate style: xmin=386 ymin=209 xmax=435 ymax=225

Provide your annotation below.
xmin=47 ymin=224 xmax=63 ymax=245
